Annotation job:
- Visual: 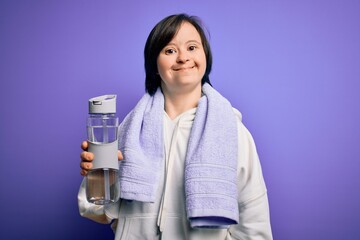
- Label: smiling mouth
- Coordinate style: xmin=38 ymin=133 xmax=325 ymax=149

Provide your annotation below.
xmin=173 ymin=66 xmax=195 ymax=71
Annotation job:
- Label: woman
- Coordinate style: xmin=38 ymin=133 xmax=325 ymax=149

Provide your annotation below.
xmin=79 ymin=14 xmax=273 ymax=239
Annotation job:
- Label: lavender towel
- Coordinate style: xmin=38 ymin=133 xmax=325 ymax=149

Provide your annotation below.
xmin=118 ymin=83 xmax=239 ymax=228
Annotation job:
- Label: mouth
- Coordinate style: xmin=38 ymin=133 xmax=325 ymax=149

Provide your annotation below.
xmin=173 ymin=66 xmax=195 ymax=71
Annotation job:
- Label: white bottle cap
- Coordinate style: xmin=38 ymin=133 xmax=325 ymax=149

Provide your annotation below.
xmin=88 ymin=95 xmax=116 ymax=114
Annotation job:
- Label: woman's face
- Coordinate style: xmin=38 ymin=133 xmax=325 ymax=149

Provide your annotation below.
xmin=157 ymin=22 xmax=206 ymax=95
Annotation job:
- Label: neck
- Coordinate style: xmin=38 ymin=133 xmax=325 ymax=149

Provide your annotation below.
xmin=162 ymin=85 xmax=202 ymax=120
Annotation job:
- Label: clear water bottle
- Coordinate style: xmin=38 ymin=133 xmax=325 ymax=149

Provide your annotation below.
xmin=86 ymin=95 xmax=120 ymax=205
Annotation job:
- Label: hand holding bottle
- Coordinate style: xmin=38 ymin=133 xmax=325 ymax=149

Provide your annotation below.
xmin=80 ymin=140 xmax=123 ymax=176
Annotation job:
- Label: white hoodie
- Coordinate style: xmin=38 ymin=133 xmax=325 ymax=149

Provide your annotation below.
xmin=78 ymin=108 xmax=273 ymax=240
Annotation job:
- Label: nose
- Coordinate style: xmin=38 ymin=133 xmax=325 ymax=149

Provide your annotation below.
xmin=176 ymin=50 xmax=189 ymax=63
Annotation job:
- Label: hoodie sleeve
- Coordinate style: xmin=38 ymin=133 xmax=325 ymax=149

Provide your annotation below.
xmin=225 ymin=109 xmax=273 ymax=240
xmin=78 ymin=178 xmax=120 ymax=224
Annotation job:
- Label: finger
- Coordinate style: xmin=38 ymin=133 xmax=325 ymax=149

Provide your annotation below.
xmin=80 ymin=169 xmax=88 ymax=176
xmin=80 ymin=161 xmax=93 ymax=171
xmin=80 ymin=151 xmax=94 ymax=162
xmin=81 ymin=141 xmax=88 ymax=151
xmin=118 ymin=150 xmax=123 ymax=161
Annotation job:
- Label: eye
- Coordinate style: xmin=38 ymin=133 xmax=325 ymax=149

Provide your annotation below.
xmin=188 ymin=45 xmax=197 ymax=51
xmin=165 ymin=48 xmax=176 ymax=55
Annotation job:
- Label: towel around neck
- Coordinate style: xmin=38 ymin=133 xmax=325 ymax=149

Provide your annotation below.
xmin=118 ymin=83 xmax=239 ymax=228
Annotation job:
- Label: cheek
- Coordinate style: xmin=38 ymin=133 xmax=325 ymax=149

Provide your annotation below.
xmin=157 ymin=57 xmax=169 ymax=74
xmin=157 ymin=64 xmax=166 ymax=79
xmin=199 ymin=54 xmax=207 ymax=73
xmin=197 ymin=50 xmax=206 ymax=66
xmin=156 ymin=60 xmax=170 ymax=82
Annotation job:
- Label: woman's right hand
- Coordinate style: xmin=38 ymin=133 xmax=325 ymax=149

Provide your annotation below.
xmin=80 ymin=141 xmax=123 ymax=176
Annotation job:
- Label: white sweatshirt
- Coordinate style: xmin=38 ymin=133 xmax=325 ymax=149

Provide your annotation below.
xmin=78 ymin=108 xmax=273 ymax=240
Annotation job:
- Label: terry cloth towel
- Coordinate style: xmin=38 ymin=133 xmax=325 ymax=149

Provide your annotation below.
xmin=118 ymin=83 xmax=239 ymax=228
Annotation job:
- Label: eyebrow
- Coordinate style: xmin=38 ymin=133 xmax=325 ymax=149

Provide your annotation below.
xmin=166 ymin=40 xmax=202 ymax=46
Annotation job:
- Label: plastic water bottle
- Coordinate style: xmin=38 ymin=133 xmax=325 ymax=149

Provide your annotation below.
xmin=86 ymin=95 xmax=120 ymax=205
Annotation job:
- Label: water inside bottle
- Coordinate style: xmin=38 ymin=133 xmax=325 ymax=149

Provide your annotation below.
xmin=88 ymin=125 xmax=118 ymax=143
xmin=86 ymin=113 xmax=119 ymax=204
xmin=86 ymin=168 xmax=120 ymax=205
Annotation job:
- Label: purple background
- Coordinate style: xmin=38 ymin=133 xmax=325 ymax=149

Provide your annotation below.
xmin=1 ymin=1 xmax=359 ymax=239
